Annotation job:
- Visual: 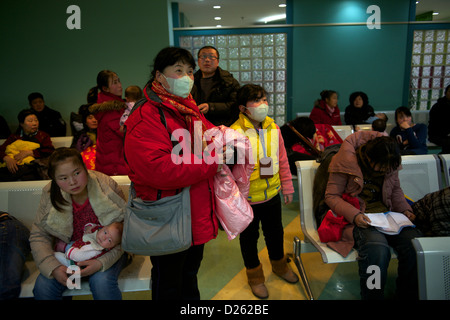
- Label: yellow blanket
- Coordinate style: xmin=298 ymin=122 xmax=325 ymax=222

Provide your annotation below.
xmin=0 ymin=140 xmax=40 ymax=167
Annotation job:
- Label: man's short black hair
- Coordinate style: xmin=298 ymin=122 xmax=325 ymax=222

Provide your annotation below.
xmin=198 ymin=46 xmax=220 ymax=59
xmin=28 ymin=92 xmax=44 ymax=104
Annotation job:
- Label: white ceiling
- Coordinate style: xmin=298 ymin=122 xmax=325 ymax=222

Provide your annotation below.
xmin=416 ymin=0 xmax=450 ymax=21
xmin=175 ymin=0 xmax=450 ymax=28
xmin=176 ymin=0 xmax=286 ymax=27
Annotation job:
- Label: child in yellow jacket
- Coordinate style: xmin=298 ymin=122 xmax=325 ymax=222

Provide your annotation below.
xmin=230 ymin=84 xmax=298 ymax=299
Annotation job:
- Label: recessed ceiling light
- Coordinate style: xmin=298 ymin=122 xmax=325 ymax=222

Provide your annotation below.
xmin=433 ymin=12 xmax=439 ymax=15
xmin=279 ymin=4 xmax=287 ymax=8
xmin=259 ymin=14 xmax=286 ymax=23
xmin=214 ymin=17 xmax=222 ymax=20
xmin=216 ymin=25 xmax=222 ymax=28
xmin=213 ymin=6 xmax=221 ymax=9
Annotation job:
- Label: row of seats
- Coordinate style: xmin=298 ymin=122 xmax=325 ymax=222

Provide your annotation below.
xmin=296 ymin=110 xmax=439 ymax=149
xmin=331 ymin=124 xmax=438 ymax=148
xmin=293 ymin=154 xmax=450 ymax=300
xmin=297 ymin=109 xmax=431 ymax=131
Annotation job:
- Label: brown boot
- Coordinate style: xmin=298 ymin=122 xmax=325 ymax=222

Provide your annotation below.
xmin=271 ymin=256 xmax=299 ymax=284
xmin=246 ymin=264 xmax=269 ymax=299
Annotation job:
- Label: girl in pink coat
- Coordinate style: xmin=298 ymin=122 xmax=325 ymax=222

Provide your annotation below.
xmin=89 ymin=70 xmax=128 ymax=176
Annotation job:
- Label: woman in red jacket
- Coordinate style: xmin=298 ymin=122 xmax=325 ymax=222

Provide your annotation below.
xmin=309 ymin=90 xmax=342 ymax=125
xmin=124 ymin=47 xmax=220 ymax=300
xmin=89 ymin=70 xmax=128 ymax=176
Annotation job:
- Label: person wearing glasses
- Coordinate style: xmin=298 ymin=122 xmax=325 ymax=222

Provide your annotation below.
xmin=192 ymin=46 xmax=241 ymax=127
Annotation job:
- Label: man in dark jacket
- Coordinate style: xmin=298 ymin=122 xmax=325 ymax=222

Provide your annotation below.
xmin=428 ymin=85 xmax=450 ymax=154
xmin=28 ymin=92 xmax=67 ymax=137
xmin=191 ymin=46 xmax=240 ymax=127
xmin=0 ymin=115 xmax=11 ymax=139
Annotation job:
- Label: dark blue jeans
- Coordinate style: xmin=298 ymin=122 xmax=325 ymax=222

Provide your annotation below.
xmin=0 ymin=215 xmax=31 ymax=300
xmin=353 ymin=226 xmax=422 ymax=300
xmin=33 ymin=253 xmax=129 ymax=300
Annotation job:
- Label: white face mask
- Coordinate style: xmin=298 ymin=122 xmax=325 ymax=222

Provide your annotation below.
xmin=162 ymin=74 xmax=194 ymax=98
xmin=246 ymin=103 xmax=269 ymax=122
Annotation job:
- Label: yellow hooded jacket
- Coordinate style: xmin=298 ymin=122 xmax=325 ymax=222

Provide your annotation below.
xmin=230 ymin=113 xmax=281 ymax=203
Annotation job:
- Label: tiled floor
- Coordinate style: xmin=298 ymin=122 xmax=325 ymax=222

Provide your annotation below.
xmin=75 ymin=196 xmax=400 ymax=301
xmin=200 ymin=201 xmax=399 ymax=301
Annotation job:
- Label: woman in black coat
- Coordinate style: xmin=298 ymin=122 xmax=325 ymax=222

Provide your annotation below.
xmin=344 ymin=91 xmax=376 ymax=126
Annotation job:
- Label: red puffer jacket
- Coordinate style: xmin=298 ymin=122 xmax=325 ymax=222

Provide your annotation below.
xmin=90 ymin=92 xmax=128 ymax=176
xmin=124 ymin=86 xmax=220 ymax=245
xmin=309 ymin=100 xmax=342 ymax=126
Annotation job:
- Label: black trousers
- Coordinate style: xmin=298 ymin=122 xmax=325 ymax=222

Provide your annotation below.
xmin=0 ymin=165 xmax=40 ymax=182
xmin=150 ymin=244 xmax=204 ymax=300
xmin=239 ymin=194 xmax=285 ymax=269
xmin=430 ymin=136 xmax=450 ymax=154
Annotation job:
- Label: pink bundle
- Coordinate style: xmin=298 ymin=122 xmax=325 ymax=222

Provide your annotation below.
xmin=207 ymin=126 xmax=254 ymax=240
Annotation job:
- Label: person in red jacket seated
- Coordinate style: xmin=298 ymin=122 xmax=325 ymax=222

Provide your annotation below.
xmin=88 ymin=70 xmax=128 ymax=176
xmin=309 ymin=89 xmax=342 ymax=126
xmin=124 ymin=47 xmax=222 ymax=300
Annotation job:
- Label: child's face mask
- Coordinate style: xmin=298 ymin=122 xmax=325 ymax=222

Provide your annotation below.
xmin=245 ymin=103 xmax=269 ymax=122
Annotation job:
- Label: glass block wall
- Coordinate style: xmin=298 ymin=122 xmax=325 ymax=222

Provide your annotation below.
xmin=409 ymin=29 xmax=450 ymax=110
xmin=179 ymin=33 xmax=288 ymax=125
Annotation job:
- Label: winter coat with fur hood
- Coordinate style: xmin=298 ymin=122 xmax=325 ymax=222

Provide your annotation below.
xmin=89 ymin=92 xmax=128 ymax=176
xmin=29 ymin=170 xmax=126 ymax=278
